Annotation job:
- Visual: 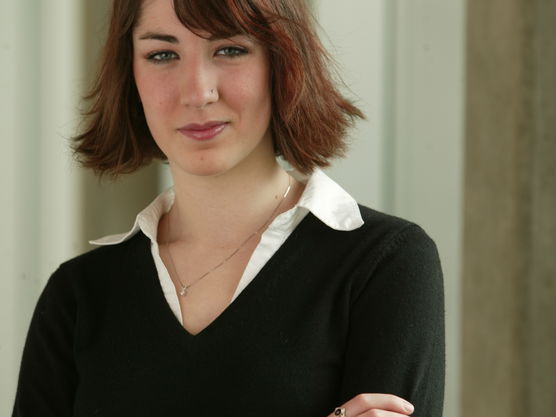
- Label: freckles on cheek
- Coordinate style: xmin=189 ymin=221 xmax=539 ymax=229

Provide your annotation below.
xmin=145 ymin=85 xmax=174 ymax=110
xmin=235 ymin=79 xmax=270 ymax=109
xmin=135 ymin=70 xmax=174 ymax=107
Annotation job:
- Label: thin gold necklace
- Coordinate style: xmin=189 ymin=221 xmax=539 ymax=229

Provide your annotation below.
xmin=165 ymin=176 xmax=292 ymax=297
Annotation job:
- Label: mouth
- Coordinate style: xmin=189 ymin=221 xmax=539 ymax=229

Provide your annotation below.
xmin=178 ymin=121 xmax=229 ymax=141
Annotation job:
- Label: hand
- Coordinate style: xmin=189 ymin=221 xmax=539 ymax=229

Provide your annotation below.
xmin=327 ymin=393 xmax=415 ymax=417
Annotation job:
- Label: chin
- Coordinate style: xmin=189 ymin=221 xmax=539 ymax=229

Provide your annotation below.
xmin=178 ymin=158 xmax=237 ymax=178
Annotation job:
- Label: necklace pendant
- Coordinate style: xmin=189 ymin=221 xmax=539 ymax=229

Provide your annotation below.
xmin=179 ymin=286 xmax=188 ymax=297
xmin=166 ymin=175 xmax=291 ymax=300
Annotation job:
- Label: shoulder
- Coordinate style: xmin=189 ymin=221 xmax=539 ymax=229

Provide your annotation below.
xmin=350 ymin=205 xmax=443 ymax=303
xmin=302 ymin=204 xmax=443 ymax=300
xmin=355 ymin=204 xmax=441 ymax=273
xmin=310 ymin=204 xmax=439 ymax=263
xmin=46 ymin=232 xmax=150 ymax=298
xmin=61 ymin=232 xmax=148 ymax=271
xmin=356 ymin=205 xmax=439 ymax=258
xmin=357 ymin=205 xmax=417 ymax=237
xmin=297 ymin=204 xmax=441 ymax=284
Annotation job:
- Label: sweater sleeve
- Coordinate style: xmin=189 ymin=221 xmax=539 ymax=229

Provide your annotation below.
xmin=340 ymin=225 xmax=445 ymax=417
xmin=12 ymin=266 xmax=78 ymax=417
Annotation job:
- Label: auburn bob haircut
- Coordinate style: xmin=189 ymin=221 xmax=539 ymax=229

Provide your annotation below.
xmin=74 ymin=0 xmax=364 ymax=177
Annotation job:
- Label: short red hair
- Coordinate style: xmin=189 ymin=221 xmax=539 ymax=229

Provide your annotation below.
xmin=74 ymin=0 xmax=364 ymax=177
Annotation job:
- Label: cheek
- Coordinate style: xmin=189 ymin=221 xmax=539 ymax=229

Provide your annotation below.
xmin=227 ymin=67 xmax=271 ymax=118
xmin=135 ymin=70 xmax=177 ymax=114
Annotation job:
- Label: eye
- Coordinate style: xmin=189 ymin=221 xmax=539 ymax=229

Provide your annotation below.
xmin=146 ymin=50 xmax=179 ymax=63
xmin=215 ymin=46 xmax=248 ymax=58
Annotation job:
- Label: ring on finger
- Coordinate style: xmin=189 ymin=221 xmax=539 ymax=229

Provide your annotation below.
xmin=334 ymin=407 xmax=346 ymax=417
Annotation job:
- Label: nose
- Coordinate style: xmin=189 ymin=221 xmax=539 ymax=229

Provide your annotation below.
xmin=179 ymin=58 xmax=218 ymax=109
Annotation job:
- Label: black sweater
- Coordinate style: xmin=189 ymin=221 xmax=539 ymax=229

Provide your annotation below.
xmin=13 ymin=207 xmax=444 ymax=417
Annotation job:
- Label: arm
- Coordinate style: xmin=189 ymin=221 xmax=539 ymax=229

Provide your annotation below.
xmin=337 ymin=225 xmax=445 ymax=417
xmin=12 ymin=267 xmax=78 ymax=417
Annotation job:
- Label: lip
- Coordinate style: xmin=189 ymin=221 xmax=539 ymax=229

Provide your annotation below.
xmin=178 ymin=121 xmax=229 ymax=141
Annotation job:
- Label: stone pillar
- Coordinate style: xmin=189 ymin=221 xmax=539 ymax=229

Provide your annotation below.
xmin=528 ymin=0 xmax=556 ymax=411
xmin=462 ymin=0 xmax=556 ymax=416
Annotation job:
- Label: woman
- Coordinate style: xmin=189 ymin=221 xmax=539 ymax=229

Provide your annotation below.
xmin=13 ymin=0 xmax=444 ymax=416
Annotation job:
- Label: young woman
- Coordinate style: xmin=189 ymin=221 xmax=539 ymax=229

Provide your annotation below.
xmin=12 ymin=1 xmax=444 ymax=416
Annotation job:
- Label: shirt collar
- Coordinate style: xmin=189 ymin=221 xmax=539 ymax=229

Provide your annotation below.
xmin=90 ymin=168 xmax=363 ymax=246
xmin=295 ymin=168 xmax=363 ymax=231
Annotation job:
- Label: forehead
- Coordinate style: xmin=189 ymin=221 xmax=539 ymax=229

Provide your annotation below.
xmin=134 ymin=0 xmax=254 ymax=40
xmin=134 ymin=0 xmax=179 ymax=29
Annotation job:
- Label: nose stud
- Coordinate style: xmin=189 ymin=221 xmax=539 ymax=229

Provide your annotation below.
xmin=190 ymin=89 xmax=216 ymax=109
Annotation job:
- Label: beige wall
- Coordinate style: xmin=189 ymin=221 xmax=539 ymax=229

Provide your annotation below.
xmin=462 ymin=0 xmax=556 ymax=416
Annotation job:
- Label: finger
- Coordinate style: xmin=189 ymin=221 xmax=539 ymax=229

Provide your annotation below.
xmin=332 ymin=393 xmax=414 ymax=416
xmin=360 ymin=410 xmax=412 ymax=417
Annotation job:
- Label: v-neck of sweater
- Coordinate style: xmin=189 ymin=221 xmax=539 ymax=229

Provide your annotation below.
xmin=131 ymin=211 xmax=317 ymax=341
xmin=91 ymin=169 xmax=364 ymax=325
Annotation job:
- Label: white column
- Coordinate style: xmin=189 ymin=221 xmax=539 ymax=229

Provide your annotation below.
xmin=38 ymin=0 xmax=85 ymax=280
xmin=315 ymin=0 xmax=387 ymax=208
xmin=386 ymin=2 xmax=465 ymax=417
xmin=0 ymin=0 xmax=84 ymax=412
xmin=315 ymin=2 xmax=465 ymax=417
xmin=0 ymin=0 xmax=27 ymax=411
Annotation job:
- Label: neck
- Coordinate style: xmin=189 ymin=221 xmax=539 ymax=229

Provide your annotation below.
xmin=166 ymin=160 xmax=292 ymax=245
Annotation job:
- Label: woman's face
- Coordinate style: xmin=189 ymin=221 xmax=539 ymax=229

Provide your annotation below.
xmin=132 ymin=0 xmax=274 ymax=178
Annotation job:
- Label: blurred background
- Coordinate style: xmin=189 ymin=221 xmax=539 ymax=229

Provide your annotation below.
xmin=1 ymin=0 xmax=554 ymax=416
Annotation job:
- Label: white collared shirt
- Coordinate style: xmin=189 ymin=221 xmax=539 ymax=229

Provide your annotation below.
xmin=91 ymin=168 xmax=364 ymax=324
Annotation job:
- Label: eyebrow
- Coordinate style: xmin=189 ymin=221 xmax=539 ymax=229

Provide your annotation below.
xmin=138 ymin=31 xmax=235 ymax=43
xmin=138 ymin=32 xmax=179 ymax=43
